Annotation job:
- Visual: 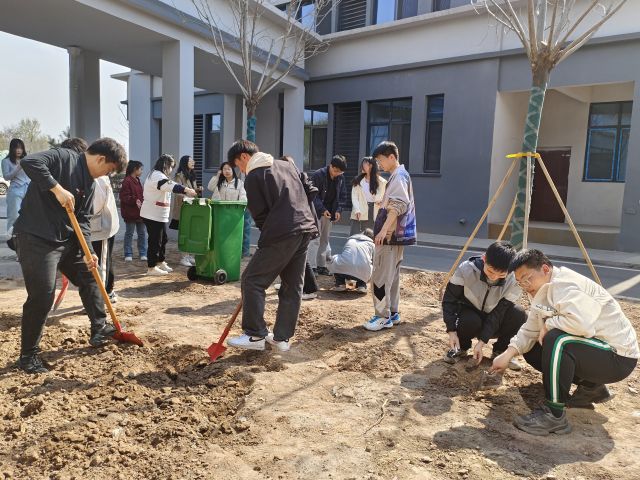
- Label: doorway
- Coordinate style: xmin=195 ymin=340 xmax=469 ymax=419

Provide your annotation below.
xmin=530 ymin=149 xmax=571 ymax=223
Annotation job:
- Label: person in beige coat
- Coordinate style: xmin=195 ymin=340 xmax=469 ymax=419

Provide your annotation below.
xmin=350 ymin=157 xmax=387 ymax=235
xmin=492 ymin=249 xmax=639 ymax=436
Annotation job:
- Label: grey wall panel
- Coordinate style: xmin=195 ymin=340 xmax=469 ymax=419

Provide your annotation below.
xmin=306 ymin=58 xmax=500 ymax=237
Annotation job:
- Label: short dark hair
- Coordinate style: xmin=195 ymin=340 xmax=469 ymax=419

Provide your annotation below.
xmin=8 ymin=138 xmax=26 ymax=163
xmin=125 ymin=160 xmax=143 ymax=177
xmin=362 ymin=228 xmax=374 ymax=240
xmin=227 ymin=140 xmax=259 ymax=166
xmin=61 ymin=137 xmax=88 ymax=153
xmin=330 ymin=155 xmax=347 ymax=172
xmin=87 ymin=138 xmax=128 ymax=173
xmin=508 ymin=249 xmax=554 ymax=273
xmin=484 ymin=241 xmax=517 ymax=272
xmin=372 ymin=141 xmax=399 ymax=160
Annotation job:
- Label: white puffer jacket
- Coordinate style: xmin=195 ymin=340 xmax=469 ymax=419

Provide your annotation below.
xmin=208 ymin=175 xmax=247 ymax=201
xmin=90 ymin=176 xmax=120 ymax=241
xmin=350 ymin=176 xmax=387 ymax=221
xmin=328 ymin=234 xmax=375 ymax=282
xmin=140 ymin=170 xmax=183 ymax=223
xmin=510 ymin=266 xmax=640 ymax=359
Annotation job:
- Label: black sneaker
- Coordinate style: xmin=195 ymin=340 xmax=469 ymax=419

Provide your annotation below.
xmin=89 ymin=324 xmax=117 ymax=347
xmin=513 ymin=404 xmax=572 ymax=436
xmin=567 ymin=384 xmax=613 ymax=409
xmin=17 ymin=354 xmax=49 ymax=374
xmin=316 ymin=267 xmax=331 ymax=276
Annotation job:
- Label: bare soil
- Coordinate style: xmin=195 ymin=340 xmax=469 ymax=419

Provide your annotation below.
xmin=0 ymin=245 xmax=639 ymax=480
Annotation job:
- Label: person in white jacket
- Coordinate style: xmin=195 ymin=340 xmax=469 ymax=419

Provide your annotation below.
xmin=328 ymin=229 xmax=374 ymax=293
xmin=140 ymin=155 xmax=196 ymax=276
xmin=350 ymin=157 xmax=386 ymax=236
xmin=207 ymin=161 xmax=247 ymax=201
xmin=491 ymin=249 xmax=639 ymax=436
xmin=90 ymin=175 xmax=120 ymax=302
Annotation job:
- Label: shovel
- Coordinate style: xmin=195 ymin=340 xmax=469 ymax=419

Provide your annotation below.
xmin=65 ymin=205 xmax=143 ymax=347
xmin=207 ymin=301 xmax=242 ymax=362
xmin=51 ymin=275 xmax=69 ymax=312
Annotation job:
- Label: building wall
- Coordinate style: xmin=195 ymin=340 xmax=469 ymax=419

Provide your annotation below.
xmin=306 ymin=58 xmax=500 ymax=236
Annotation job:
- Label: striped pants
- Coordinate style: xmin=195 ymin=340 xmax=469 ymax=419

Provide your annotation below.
xmin=523 ymin=328 xmax=637 ymax=409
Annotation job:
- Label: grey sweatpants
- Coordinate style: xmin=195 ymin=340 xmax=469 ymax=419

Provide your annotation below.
xmin=371 ymin=245 xmax=404 ymax=318
xmin=309 ymin=216 xmax=332 ymax=268
xmin=241 ymin=233 xmax=311 ymax=341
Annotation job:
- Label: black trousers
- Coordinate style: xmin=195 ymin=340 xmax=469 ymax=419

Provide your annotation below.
xmin=143 ymin=219 xmax=168 ymax=268
xmin=92 ymin=236 xmax=115 ymax=294
xmin=456 ymin=303 xmax=526 ymax=353
xmin=334 ymin=273 xmax=367 ymax=288
xmin=241 ymin=233 xmax=311 ymax=341
xmin=16 ymin=233 xmax=108 ymax=357
xmin=524 ymin=328 xmax=637 ymax=407
xmin=303 ymin=261 xmax=318 ymax=294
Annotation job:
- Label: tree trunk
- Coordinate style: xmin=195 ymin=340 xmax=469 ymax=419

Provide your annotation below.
xmin=246 ymin=104 xmax=257 ymax=143
xmin=509 ymin=70 xmax=549 ymax=249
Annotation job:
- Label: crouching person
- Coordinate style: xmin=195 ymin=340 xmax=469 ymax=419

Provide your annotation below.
xmin=491 ymin=249 xmax=639 ymax=436
xmin=329 ymin=229 xmax=374 ymax=293
xmin=442 ymin=241 xmax=526 ymax=370
xmin=226 ymin=141 xmax=318 ymax=352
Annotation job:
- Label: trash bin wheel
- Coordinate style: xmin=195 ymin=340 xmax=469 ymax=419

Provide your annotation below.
xmin=187 ymin=266 xmax=198 ymax=281
xmin=214 ymin=269 xmax=227 ymax=285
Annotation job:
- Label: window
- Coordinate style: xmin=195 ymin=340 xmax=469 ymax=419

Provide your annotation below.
xmin=373 ymin=0 xmax=418 ymax=24
xmin=304 ymin=106 xmax=328 ymax=171
xmin=367 ymin=98 xmax=412 ymax=168
xmin=424 ymin=94 xmax=444 ymax=173
xmin=205 ymin=114 xmax=221 ymax=170
xmin=433 ymin=0 xmax=451 ymax=11
xmin=584 ymin=101 xmax=632 ymax=182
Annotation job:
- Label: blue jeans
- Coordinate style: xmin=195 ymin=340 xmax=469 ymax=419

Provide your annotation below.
xmin=124 ymin=221 xmax=147 ymax=258
xmin=6 ymin=183 xmax=29 ymax=235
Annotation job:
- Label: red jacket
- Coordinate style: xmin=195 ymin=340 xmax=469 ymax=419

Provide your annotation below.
xmin=119 ymin=175 xmax=144 ymax=222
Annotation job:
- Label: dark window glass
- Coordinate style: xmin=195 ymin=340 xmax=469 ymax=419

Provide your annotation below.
xmin=424 ymin=94 xmax=445 ymax=173
xmin=584 ymin=101 xmax=632 ymax=182
xmin=433 ymin=0 xmax=451 ymax=11
xmin=368 ymin=98 xmax=412 ymax=168
xmin=304 ymin=105 xmax=329 ymax=171
xmin=398 ymin=0 xmax=418 ymax=19
xmin=205 ymin=114 xmax=221 ymax=170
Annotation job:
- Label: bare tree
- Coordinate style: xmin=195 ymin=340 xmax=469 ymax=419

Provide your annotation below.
xmin=472 ymin=0 xmax=628 ymax=248
xmin=191 ymin=0 xmax=333 ymax=142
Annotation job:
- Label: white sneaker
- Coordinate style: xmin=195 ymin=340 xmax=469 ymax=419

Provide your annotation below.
xmin=227 ymin=334 xmax=265 ymax=351
xmin=274 ymin=283 xmax=281 ymax=291
xmin=266 ymin=333 xmax=291 ymax=352
xmin=363 ymin=315 xmax=393 ymax=331
xmin=356 ymin=286 xmax=368 ymax=294
xmin=140 ymin=256 xmax=148 ymax=261
xmin=147 ymin=266 xmax=168 ymax=276
xmin=331 ymin=285 xmax=347 ymax=292
xmin=188 ymin=255 xmax=196 ymax=266
xmin=179 ymin=256 xmax=192 ymax=267
xmin=158 ymin=262 xmax=173 ymax=273
xmin=302 ymin=292 xmax=317 ymax=300
xmin=124 ymin=256 xmax=133 ymax=262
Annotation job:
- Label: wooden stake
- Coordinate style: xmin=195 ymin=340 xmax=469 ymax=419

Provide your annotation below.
xmin=523 ymin=153 xmax=533 ymax=249
xmin=439 ymin=158 xmax=519 ymax=297
xmin=536 ymin=156 xmax=602 ymax=285
xmin=498 ymin=195 xmax=518 ymax=241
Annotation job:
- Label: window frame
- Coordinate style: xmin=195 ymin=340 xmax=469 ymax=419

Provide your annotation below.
xmin=583 ymin=101 xmax=632 ymax=183
xmin=423 ymin=93 xmax=445 ymax=175
xmin=366 ymin=97 xmax=412 ymax=169
xmin=303 ymin=105 xmax=329 ymax=172
xmin=204 ymin=113 xmax=222 ymax=172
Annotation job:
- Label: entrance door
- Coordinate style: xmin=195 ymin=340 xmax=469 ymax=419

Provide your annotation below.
xmin=529 ymin=149 xmax=571 ymax=223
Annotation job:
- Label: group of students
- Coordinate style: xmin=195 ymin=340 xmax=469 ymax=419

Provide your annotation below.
xmin=443 ymin=241 xmax=639 ymax=436
xmin=8 ymin=134 xmax=639 ymax=439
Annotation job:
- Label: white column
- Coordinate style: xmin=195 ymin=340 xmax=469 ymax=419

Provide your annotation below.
xmin=161 ymin=41 xmax=194 ymax=159
xmin=127 ymin=72 xmax=152 ymax=172
xmin=68 ymin=47 xmax=101 ymax=142
xmin=282 ymin=85 xmax=305 ymax=170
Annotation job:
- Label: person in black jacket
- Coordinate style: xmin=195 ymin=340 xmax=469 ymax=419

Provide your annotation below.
xmin=310 ymin=155 xmax=347 ymax=276
xmin=225 ymin=140 xmax=318 ymax=352
xmin=442 ymin=241 xmax=526 ymax=371
xmin=13 ymin=138 xmax=128 ymax=374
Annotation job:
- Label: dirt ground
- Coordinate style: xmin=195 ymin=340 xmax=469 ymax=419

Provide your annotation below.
xmin=1 ymin=243 xmax=639 ymax=480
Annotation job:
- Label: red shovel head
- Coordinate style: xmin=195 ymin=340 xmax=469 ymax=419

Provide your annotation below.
xmin=207 ymin=342 xmax=227 ymax=362
xmin=113 ymin=330 xmax=144 ymax=347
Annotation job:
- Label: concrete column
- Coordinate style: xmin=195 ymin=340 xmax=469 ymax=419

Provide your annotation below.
xmin=222 ymin=94 xmax=239 ymax=151
xmin=127 ymin=72 xmax=152 ymax=172
xmin=68 ymin=47 xmax=101 ymax=142
xmin=282 ymin=85 xmax=305 ymax=170
xmin=618 ymin=81 xmax=640 ymax=252
xmin=161 ymin=41 xmax=194 ymax=159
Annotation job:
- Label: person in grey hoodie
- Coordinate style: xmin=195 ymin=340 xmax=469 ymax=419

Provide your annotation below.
xmin=492 ymin=249 xmax=639 ymax=436
xmin=225 ymin=140 xmax=318 ymax=353
xmin=328 ymin=229 xmax=374 ymax=293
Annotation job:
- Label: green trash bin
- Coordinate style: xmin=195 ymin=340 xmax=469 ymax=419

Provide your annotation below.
xmin=178 ymin=198 xmax=247 ymax=284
